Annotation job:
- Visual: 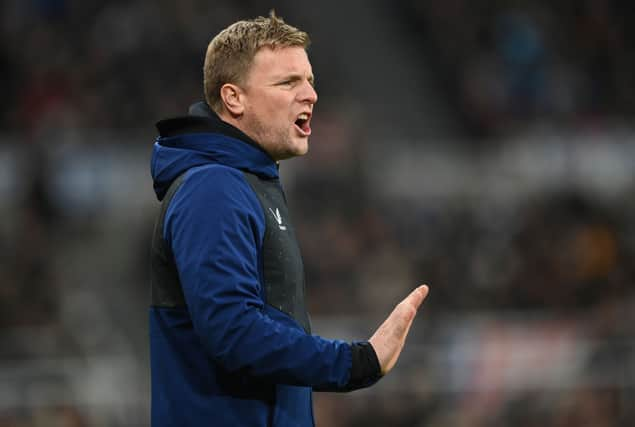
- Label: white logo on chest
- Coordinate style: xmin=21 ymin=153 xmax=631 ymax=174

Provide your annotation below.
xmin=268 ymin=207 xmax=287 ymax=231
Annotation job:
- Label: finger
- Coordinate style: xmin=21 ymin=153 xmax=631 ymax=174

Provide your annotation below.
xmin=378 ymin=285 xmax=430 ymax=340
xmin=395 ymin=285 xmax=429 ymax=330
xmin=406 ymin=284 xmax=429 ymax=311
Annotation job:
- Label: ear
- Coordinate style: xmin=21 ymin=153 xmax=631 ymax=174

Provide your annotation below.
xmin=220 ymin=83 xmax=245 ymax=116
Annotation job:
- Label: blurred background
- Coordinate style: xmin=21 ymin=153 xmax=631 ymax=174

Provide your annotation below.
xmin=1 ymin=0 xmax=634 ymax=425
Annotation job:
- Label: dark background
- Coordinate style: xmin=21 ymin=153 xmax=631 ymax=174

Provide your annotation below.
xmin=1 ymin=0 xmax=634 ymax=425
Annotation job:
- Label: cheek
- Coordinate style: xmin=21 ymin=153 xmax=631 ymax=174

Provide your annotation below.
xmin=261 ymin=94 xmax=293 ymax=119
xmin=267 ymin=107 xmax=293 ymax=133
xmin=247 ymin=92 xmax=294 ymax=129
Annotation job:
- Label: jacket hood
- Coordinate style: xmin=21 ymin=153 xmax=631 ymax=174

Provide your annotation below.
xmin=151 ymin=102 xmax=278 ymax=200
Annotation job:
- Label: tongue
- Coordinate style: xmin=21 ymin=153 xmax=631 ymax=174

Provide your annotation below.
xmin=296 ymin=120 xmax=310 ymax=133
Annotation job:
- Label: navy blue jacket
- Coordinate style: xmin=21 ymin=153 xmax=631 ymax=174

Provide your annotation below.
xmin=149 ymin=105 xmax=380 ymax=426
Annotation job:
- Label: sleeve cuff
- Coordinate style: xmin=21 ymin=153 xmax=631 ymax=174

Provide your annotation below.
xmin=345 ymin=341 xmax=382 ymax=391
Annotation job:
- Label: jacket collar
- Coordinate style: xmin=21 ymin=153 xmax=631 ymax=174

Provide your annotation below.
xmin=156 ymin=102 xmax=257 ymax=143
xmin=155 ymin=102 xmax=279 ymax=179
xmin=151 ymin=102 xmax=280 ymax=200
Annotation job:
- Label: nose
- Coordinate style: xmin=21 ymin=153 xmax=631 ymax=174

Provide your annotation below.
xmin=299 ymin=80 xmax=318 ymax=105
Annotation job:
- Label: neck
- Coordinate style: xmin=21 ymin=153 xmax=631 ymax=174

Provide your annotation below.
xmin=217 ymin=110 xmax=243 ymax=133
xmin=218 ymin=110 xmax=264 ymax=154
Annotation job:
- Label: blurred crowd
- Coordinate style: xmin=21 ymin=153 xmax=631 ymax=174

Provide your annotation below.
xmin=0 ymin=0 xmax=259 ymax=134
xmin=2 ymin=0 xmax=635 ymax=426
xmin=404 ymin=0 xmax=635 ymax=137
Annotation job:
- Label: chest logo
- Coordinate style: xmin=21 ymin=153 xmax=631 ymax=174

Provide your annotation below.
xmin=268 ymin=207 xmax=287 ymax=231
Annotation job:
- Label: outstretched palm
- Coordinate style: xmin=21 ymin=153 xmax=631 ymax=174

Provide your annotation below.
xmin=369 ymin=285 xmax=429 ymax=375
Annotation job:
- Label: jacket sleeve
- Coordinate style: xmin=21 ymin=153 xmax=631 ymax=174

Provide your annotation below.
xmin=164 ymin=165 xmax=379 ymax=391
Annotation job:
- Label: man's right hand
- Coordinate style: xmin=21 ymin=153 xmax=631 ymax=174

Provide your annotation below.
xmin=368 ymin=285 xmax=429 ymax=375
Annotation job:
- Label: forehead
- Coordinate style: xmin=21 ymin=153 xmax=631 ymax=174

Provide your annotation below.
xmin=248 ymin=46 xmax=313 ymax=80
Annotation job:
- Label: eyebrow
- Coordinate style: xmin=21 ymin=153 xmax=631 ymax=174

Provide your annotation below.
xmin=277 ymin=73 xmax=315 ymax=86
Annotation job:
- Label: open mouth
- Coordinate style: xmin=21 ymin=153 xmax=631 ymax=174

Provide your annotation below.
xmin=294 ymin=112 xmax=311 ymax=135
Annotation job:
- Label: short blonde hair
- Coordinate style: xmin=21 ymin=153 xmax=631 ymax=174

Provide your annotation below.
xmin=203 ymin=11 xmax=310 ymax=113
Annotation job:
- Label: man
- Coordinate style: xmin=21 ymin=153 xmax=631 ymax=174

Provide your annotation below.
xmin=150 ymin=12 xmax=429 ymax=426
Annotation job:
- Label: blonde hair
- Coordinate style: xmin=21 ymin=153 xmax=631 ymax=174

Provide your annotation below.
xmin=203 ymin=11 xmax=310 ymax=113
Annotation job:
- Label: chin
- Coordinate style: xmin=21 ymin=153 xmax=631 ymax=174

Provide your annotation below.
xmin=294 ymin=142 xmax=309 ymax=157
xmin=277 ymin=147 xmax=308 ymax=161
xmin=268 ymin=134 xmax=310 ymax=160
xmin=285 ymin=139 xmax=309 ymax=158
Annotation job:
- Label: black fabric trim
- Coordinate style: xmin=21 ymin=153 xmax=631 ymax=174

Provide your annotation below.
xmin=241 ymin=171 xmax=312 ymax=334
xmin=156 ymin=102 xmax=258 ymax=148
xmin=155 ymin=101 xmax=279 ymax=172
xmin=345 ymin=342 xmax=382 ymax=391
xmin=150 ymin=172 xmax=188 ymax=308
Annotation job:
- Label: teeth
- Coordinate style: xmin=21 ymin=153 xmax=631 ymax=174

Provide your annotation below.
xmin=298 ymin=113 xmax=308 ymax=120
